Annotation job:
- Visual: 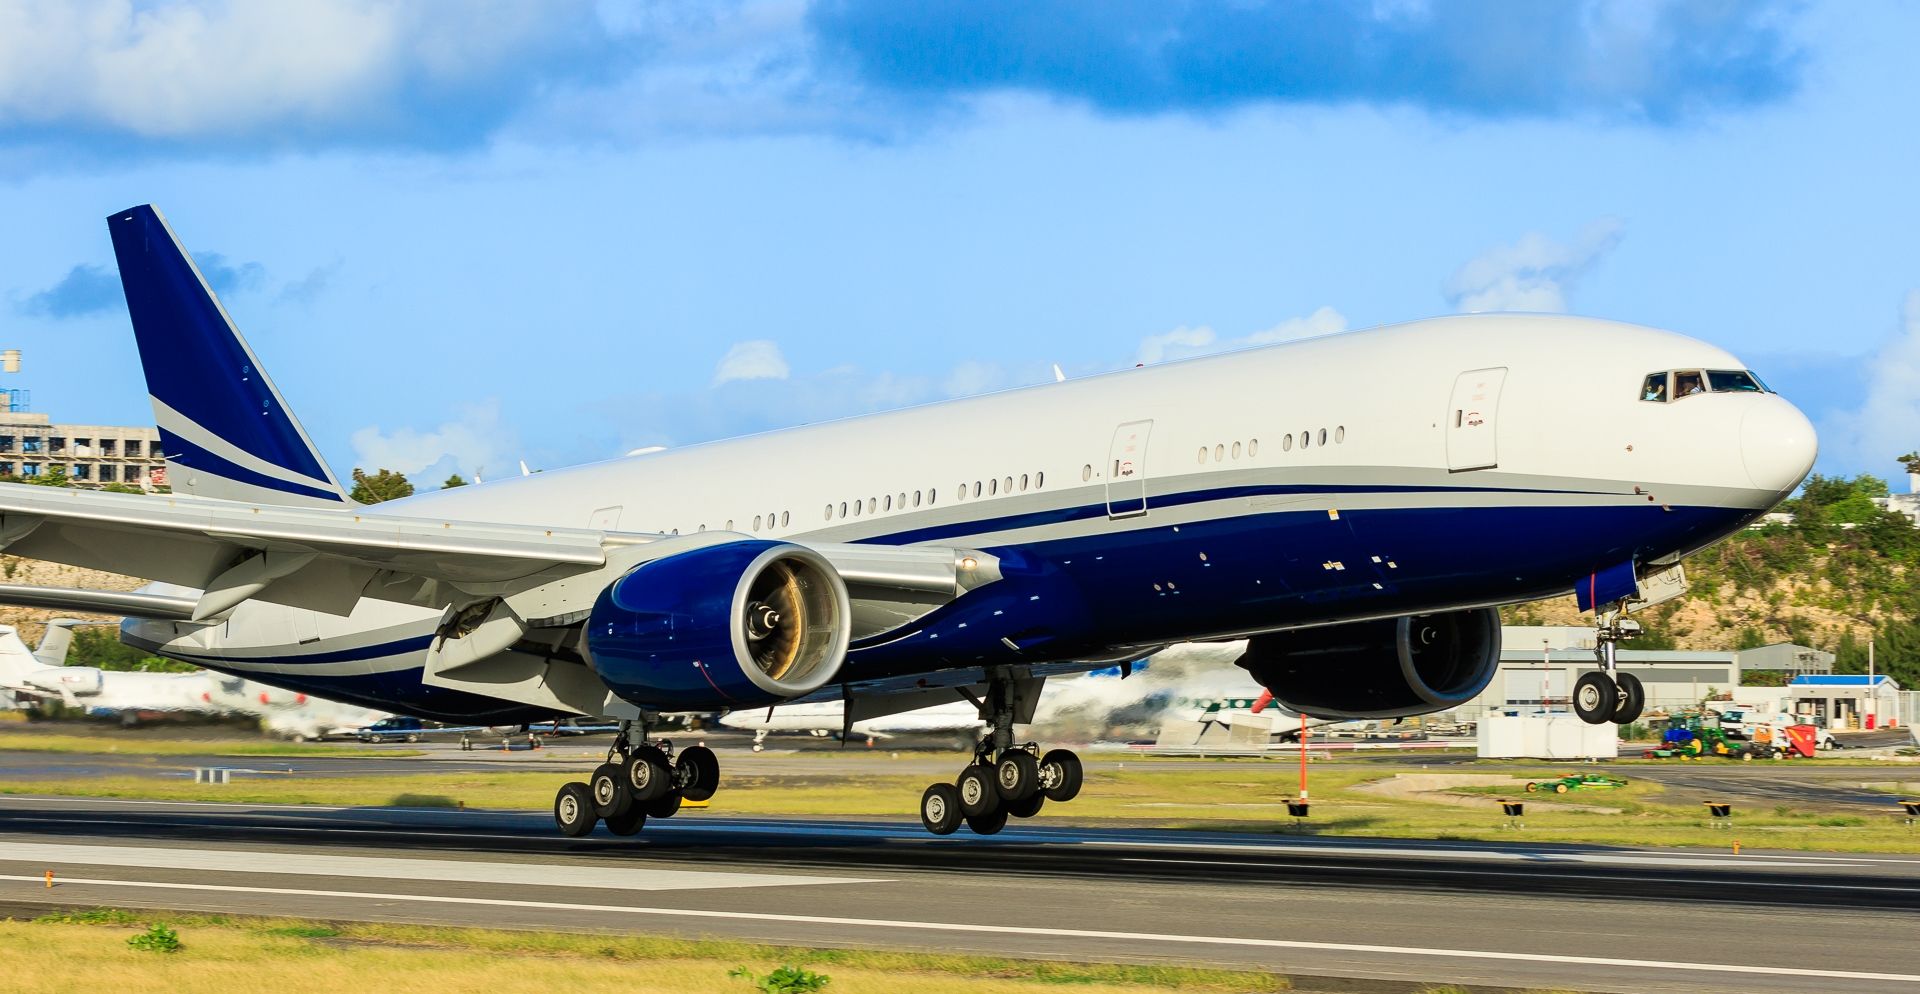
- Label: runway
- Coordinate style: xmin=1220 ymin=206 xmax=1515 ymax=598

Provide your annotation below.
xmin=2 ymin=795 xmax=1919 ymax=992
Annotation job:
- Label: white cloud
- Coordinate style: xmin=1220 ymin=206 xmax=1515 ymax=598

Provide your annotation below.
xmin=1445 ymin=218 xmax=1624 ymax=313
xmin=0 ymin=1 xmax=602 ymax=143
xmin=350 ymin=399 xmax=512 ymax=481
xmin=712 ymin=339 xmax=791 ymax=385
xmin=1134 ymin=307 xmax=1348 ymax=364
xmin=1836 ymin=290 xmax=1920 ymax=471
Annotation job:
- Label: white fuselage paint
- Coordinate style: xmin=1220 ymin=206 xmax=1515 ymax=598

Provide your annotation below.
xmin=125 ymin=314 xmax=1817 ymax=719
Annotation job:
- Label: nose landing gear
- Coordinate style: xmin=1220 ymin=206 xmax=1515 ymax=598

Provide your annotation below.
xmin=552 ymin=719 xmax=720 ymax=837
xmin=917 ymin=669 xmax=1085 ymax=836
xmin=1574 ymin=611 xmax=1646 ymax=726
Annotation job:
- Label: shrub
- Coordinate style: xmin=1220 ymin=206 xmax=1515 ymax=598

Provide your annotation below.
xmin=729 ymin=964 xmax=830 ymax=993
xmin=127 ymin=923 xmax=182 ymax=953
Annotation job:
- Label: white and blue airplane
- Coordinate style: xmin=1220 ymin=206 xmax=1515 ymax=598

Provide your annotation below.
xmin=0 ymin=205 xmax=1815 ymax=836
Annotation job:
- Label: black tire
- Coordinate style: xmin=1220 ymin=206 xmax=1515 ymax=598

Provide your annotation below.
xmin=553 ymin=782 xmax=595 ymax=837
xmin=1573 ymin=672 xmax=1617 ymax=725
xmin=1612 ymin=673 xmax=1646 ymax=725
xmin=956 ymin=764 xmax=998 ymax=817
xmin=604 ymin=806 xmax=646 ymax=836
xmin=405 ymin=734 xmax=421 ymax=744
xmin=995 ymin=749 xmax=1039 ymax=802
xmin=1039 ymin=749 xmax=1083 ymax=803
xmin=1007 ymin=792 xmax=1046 ymax=819
xmin=625 ymin=746 xmax=671 ymax=802
xmin=645 ymin=791 xmax=683 ymax=819
xmin=967 ymin=805 xmax=1009 ymax=835
xmin=675 ymin=745 xmax=720 ymax=802
xmin=920 ymin=782 xmax=964 ymax=836
xmin=589 ymin=762 xmax=631 ymax=818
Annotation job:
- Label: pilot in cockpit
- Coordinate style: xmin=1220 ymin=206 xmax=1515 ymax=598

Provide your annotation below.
xmin=1674 ymin=371 xmax=1706 ymax=397
xmin=1641 ymin=377 xmax=1668 ymax=402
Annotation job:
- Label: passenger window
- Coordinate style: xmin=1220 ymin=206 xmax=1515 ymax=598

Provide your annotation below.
xmin=781 ymin=511 xmax=790 ymax=526
xmin=1231 ymin=441 xmax=1242 ymax=459
xmin=824 ymin=505 xmax=833 ymax=520
xmin=839 ymin=502 xmax=848 ymax=518
xmin=988 ymin=478 xmax=998 ymax=496
xmin=1334 ymin=426 xmax=1345 ymax=444
xmin=884 ymin=495 xmax=892 ymax=511
xmin=753 ymin=515 xmax=762 ymax=531
xmin=1214 ymin=444 xmax=1225 ymax=462
xmin=1282 ymin=434 xmax=1292 ymax=451
xmin=898 ymin=492 xmax=906 ymax=508
xmin=927 ymin=488 xmax=936 ymax=506
xmin=1020 ymin=474 xmax=1029 ymax=491
xmin=1300 ymin=430 xmax=1311 ymax=449
xmin=1640 ymin=372 xmax=1670 ymax=403
xmin=1035 ymin=471 xmax=1044 ymax=488
xmin=1197 ymin=447 xmax=1207 ymax=464
xmin=1708 ymin=370 xmax=1765 ymax=393
xmin=1004 ymin=476 xmax=1013 ymax=493
xmin=852 ymin=500 xmax=862 ymax=517
xmin=869 ymin=497 xmax=877 ymax=514
xmin=1082 ymin=464 xmax=1092 ymax=481
xmin=1317 ymin=428 xmax=1327 ymax=446
xmin=1674 ymin=370 xmax=1706 ymax=399
xmin=974 ymin=481 xmax=982 ymax=497
xmin=913 ymin=491 xmax=922 ymax=507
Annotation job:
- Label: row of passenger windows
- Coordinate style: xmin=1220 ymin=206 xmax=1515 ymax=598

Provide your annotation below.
xmin=1640 ymin=369 xmax=1769 ymax=402
xmin=956 ymin=471 xmax=1045 ymax=501
xmin=1196 ymin=427 xmax=1345 ymax=464
xmin=824 ymin=487 xmax=941 ymax=521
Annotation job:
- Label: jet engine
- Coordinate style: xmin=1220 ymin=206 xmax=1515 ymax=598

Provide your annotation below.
xmin=1234 ymin=608 xmax=1500 ymax=719
xmin=585 ymin=541 xmax=851 ymax=711
xmin=24 ymin=666 xmax=103 ymax=699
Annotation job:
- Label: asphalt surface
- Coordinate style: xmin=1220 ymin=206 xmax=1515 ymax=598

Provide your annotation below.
xmin=2 ymin=795 xmax=1919 ymax=993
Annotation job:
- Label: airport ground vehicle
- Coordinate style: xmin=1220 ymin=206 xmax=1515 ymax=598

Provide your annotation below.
xmin=1525 ymin=773 xmax=1629 ymax=793
xmin=356 ymin=717 xmax=429 ymax=743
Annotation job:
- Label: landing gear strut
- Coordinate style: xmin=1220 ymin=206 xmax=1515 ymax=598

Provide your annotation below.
xmin=1575 ymin=610 xmax=1645 ymax=726
xmin=551 ymin=718 xmax=720 ymax=837
xmin=918 ymin=669 xmax=1084 ymax=836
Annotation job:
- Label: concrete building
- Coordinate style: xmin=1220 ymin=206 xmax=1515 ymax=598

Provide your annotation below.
xmin=0 ymin=412 xmax=166 ymax=491
xmin=1876 ymin=472 xmax=1920 ymax=526
xmin=1455 ymin=626 xmax=1834 ymax=720
xmin=1785 ymin=674 xmax=1903 ymax=730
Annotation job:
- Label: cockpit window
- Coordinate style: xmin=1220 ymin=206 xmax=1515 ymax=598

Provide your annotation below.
xmin=1707 ymin=369 xmax=1765 ymax=393
xmin=1640 ymin=368 xmax=1774 ymax=402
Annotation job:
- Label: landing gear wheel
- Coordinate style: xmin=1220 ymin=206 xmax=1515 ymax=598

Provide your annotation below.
xmin=1038 ymin=749 xmax=1083 ymax=802
xmin=995 ymin=750 xmax=1039 ymax=802
xmin=966 ymin=805 xmax=1010 ymax=835
xmin=645 ymin=791 xmax=683 ymax=819
xmin=554 ymin=782 xmax=595 ymax=837
xmin=604 ymin=807 xmax=647 ymax=836
xmin=675 ymin=746 xmax=720 ymax=802
xmin=920 ymin=783 xmax=963 ymax=836
xmin=1612 ymin=673 xmax=1646 ymax=725
xmin=956 ymin=764 xmax=998 ymax=817
xmin=1006 ymin=793 xmax=1046 ymax=819
xmin=590 ymin=763 xmax=631 ymax=818
xmin=1573 ymin=672 xmax=1618 ymax=725
xmin=625 ymin=746 xmax=671 ymax=802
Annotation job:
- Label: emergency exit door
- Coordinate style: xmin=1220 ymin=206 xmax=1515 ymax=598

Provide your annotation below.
xmin=1446 ymin=367 xmax=1506 ymax=471
xmin=1106 ymin=420 xmax=1151 ymax=518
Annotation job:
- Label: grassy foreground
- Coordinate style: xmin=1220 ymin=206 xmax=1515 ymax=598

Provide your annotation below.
xmin=5 ymin=760 xmax=1919 ymax=852
xmin=7 ymin=909 xmax=1309 ymax=994
xmin=0 ymin=732 xmax=411 ymax=758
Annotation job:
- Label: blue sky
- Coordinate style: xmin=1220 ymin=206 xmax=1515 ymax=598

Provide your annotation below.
xmin=1 ymin=1 xmax=1915 ymax=488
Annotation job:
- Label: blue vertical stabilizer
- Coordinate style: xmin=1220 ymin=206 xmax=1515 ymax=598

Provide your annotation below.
xmin=107 ymin=205 xmax=350 ymax=506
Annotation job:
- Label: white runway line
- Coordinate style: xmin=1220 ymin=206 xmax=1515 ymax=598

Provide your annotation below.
xmin=0 ymin=842 xmax=879 ymax=892
xmin=1097 ymin=838 xmax=1856 ymax=868
xmin=3 ymin=873 xmax=1918 ymax=985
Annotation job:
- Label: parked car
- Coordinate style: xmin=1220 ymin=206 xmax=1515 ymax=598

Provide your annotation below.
xmin=357 ymin=716 xmax=428 ymax=743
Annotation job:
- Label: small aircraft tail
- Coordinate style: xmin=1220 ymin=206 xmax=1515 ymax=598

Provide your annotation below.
xmin=106 ymin=205 xmax=352 ymax=506
xmin=31 ymin=619 xmax=86 ymax=668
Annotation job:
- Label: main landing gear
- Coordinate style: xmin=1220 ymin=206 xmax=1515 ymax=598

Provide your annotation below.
xmin=552 ymin=720 xmax=721 ymax=838
xmin=918 ymin=671 xmax=1084 ymax=836
xmin=1574 ymin=611 xmax=1645 ymax=726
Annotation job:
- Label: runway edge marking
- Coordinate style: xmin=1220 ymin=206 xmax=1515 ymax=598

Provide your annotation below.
xmin=4 ymin=873 xmax=1917 ymax=985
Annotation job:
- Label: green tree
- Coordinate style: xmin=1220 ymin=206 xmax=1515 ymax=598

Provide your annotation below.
xmin=441 ymin=473 xmax=469 ymax=489
xmin=1899 ymin=452 xmax=1920 ymax=476
xmin=350 ymin=468 xmax=414 ymax=504
xmin=66 ymin=626 xmax=195 ymax=672
xmin=28 ymin=466 xmax=69 ymax=488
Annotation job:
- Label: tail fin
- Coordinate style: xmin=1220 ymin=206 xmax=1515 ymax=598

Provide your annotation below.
xmin=107 ymin=205 xmax=351 ymax=506
xmin=32 ymin=619 xmax=84 ymax=668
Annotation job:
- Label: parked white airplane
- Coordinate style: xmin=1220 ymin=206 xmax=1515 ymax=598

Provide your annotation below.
xmin=0 ymin=619 xmax=225 ymax=722
xmin=0 ymin=205 xmax=1815 ymax=837
xmin=722 ymin=647 xmax=1270 ymax=748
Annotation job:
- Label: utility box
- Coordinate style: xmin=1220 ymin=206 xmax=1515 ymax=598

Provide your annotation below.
xmin=1477 ymin=713 xmax=1619 ymax=759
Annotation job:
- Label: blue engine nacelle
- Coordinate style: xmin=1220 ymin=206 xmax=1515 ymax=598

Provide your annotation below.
xmin=585 ymin=541 xmax=851 ymax=711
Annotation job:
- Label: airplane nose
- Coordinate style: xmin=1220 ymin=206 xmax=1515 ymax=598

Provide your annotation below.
xmin=1739 ymin=398 xmax=1818 ymax=493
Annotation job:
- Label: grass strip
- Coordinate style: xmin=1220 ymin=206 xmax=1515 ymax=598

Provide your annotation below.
xmin=14 ymin=907 xmax=1295 ymax=993
xmin=0 ymin=732 xmax=414 ymax=758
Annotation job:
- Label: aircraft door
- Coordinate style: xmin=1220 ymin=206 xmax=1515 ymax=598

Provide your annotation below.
xmin=1105 ymin=420 xmax=1152 ymax=518
xmin=589 ymin=506 xmax=623 ymax=530
xmin=1446 ymin=368 xmax=1506 ymax=472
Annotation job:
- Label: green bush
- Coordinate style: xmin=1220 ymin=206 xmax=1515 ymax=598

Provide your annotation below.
xmin=729 ymin=964 xmax=830 ymax=993
xmin=127 ymin=922 xmax=182 ymax=953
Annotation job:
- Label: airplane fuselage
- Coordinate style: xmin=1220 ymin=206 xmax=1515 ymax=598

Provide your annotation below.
xmin=125 ymin=314 xmax=1815 ymax=721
